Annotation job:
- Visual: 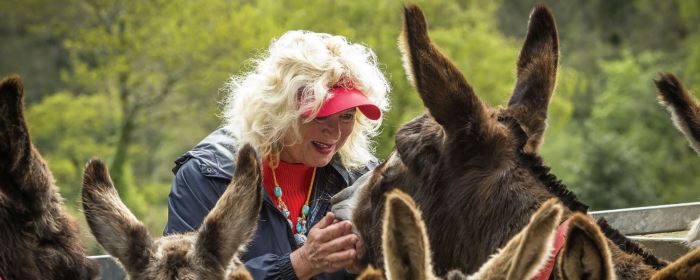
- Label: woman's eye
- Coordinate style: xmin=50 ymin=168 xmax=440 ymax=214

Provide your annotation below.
xmin=340 ymin=113 xmax=355 ymax=120
xmin=314 ymin=116 xmax=329 ymax=123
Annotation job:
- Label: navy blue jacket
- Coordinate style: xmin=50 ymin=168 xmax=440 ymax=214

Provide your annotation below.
xmin=164 ymin=128 xmax=376 ymax=279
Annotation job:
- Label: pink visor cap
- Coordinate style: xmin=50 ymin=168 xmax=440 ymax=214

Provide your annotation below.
xmin=304 ymin=87 xmax=381 ymax=120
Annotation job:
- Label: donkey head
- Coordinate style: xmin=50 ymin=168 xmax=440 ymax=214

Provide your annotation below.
xmin=358 ymin=193 xmax=567 ymax=280
xmin=341 ymin=4 xmax=567 ymax=274
xmin=82 ymin=144 xmax=262 ymax=279
xmin=0 ymin=75 xmax=99 ymax=279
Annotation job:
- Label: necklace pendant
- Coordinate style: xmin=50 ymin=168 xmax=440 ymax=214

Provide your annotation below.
xmin=274 ymin=186 xmax=283 ymax=198
xmin=299 ymin=219 xmax=307 ymax=234
xmin=302 ymin=205 xmax=310 ymax=216
xmin=294 ymin=233 xmax=307 ymax=246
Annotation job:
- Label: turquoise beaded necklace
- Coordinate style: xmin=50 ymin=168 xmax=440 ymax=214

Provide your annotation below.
xmin=270 ymin=163 xmax=317 ymax=246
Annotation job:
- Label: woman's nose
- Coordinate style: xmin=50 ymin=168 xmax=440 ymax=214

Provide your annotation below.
xmin=322 ymin=119 xmax=341 ymax=138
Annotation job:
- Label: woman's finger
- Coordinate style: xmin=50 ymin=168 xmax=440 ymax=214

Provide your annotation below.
xmin=325 ymin=248 xmax=357 ymax=266
xmin=316 ymin=220 xmax=353 ymax=243
xmin=314 ymin=212 xmax=335 ymax=230
xmin=317 ymin=233 xmax=357 ymax=255
xmin=354 ymin=236 xmax=365 ymax=259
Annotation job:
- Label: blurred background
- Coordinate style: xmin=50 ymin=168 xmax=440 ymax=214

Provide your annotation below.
xmin=2 ymin=0 xmax=699 ymax=254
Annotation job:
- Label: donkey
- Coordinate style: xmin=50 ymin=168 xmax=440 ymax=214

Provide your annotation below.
xmin=358 ymin=191 xmax=617 ymax=280
xmin=332 ymin=4 xmax=667 ymax=279
xmin=0 ymin=75 xmax=99 ymax=279
xmin=81 ymin=144 xmax=262 ymax=279
xmin=654 ymin=73 xmax=700 ymax=249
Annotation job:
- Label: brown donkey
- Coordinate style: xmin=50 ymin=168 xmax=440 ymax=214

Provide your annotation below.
xmin=360 ymin=186 xmax=700 ymax=280
xmin=332 ymin=4 xmax=667 ymax=279
xmin=358 ymin=192 xmax=617 ymax=280
xmin=81 ymin=144 xmax=262 ymax=279
xmin=654 ymin=73 xmax=700 ymax=250
xmin=0 ymin=75 xmax=99 ymax=279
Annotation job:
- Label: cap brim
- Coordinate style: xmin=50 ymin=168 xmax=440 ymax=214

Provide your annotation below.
xmin=309 ymin=88 xmax=381 ymax=120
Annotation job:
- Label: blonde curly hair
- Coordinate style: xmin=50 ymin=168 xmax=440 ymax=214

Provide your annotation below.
xmin=222 ymin=30 xmax=390 ymax=170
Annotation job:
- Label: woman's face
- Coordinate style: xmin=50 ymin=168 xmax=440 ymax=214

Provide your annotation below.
xmin=279 ymin=108 xmax=356 ymax=167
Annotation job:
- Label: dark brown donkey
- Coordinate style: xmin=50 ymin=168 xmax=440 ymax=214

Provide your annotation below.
xmin=332 ymin=4 xmax=667 ymax=279
xmin=81 ymin=143 xmax=261 ymax=279
xmin=654 ymin=73 xmax=700 ymax=249
xmin=360 ymin=193 xmax=621 ymax=280
xmin=0 ymin=75 xmax=99 ymax=279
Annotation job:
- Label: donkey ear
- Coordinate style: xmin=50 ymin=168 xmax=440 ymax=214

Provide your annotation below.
xmin=557 ymin=213 xmax=614 ymax=280
xmin=468 ymin=198 xmax=562 ymax=279
xmin=382 ymin=189 xmax=436 ymax=280
xmin=81 ymin=158 xmax=154 ymax=273
xmin=0 ymin=75 xmax=29 ymax=173
xmin=684 ymin=217 xmax=700 ymax=248
xmin=0 ymin=75 xmax=54 ymax=207
xmin=505 ymin=5 xmax=559 ymax=153
xmin=357 ymin=266 xmax=385 ymax=280
xmin=195 ymin=144 xmax=263 ymax=269
xmin=654 ymin=72 xmax=700 ymax=155
xmin=505 ymin=198 xmax=563 ymax=279
xmin=651 ymin=245 xmax=700 ymax=280
xmin=399 ymin=4 xmax=488 ymax=133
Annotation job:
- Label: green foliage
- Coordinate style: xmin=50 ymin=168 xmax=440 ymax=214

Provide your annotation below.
xmin=549 ymin=52 xmax=700 ymax=209
xmin=26 ymin=92 xmax=118 ymax=203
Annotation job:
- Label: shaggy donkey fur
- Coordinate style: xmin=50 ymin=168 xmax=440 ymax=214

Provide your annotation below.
xmin=559 ymin=212 xmax=700 ymax=280
xmin=358 ymin=193 xmax=564 ymax=280
xmin=82 ymin=144 xmax=262 ymax=279
xmin=0 ymin=75 xmax=99 ymax=279
xmin=654 ymin=73 xmax=700 ymax=249
xmin=360 ymin=192 xmax=616 ymax=280
xmin=649 ymin=245 xmax=700 ymax=279
xmin=333 ymin=4 xmax=667 ymax=279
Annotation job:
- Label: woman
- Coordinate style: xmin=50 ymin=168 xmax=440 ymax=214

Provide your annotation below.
xmin=164 ymin=30 xmax=390 ymax=279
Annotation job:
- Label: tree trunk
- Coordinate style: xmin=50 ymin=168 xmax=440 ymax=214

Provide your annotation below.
xmin=110 ymin=109 xmax=135 ymax=193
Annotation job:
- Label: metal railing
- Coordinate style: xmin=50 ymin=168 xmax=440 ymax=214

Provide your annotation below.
xmin=590 ymin=201 xmax=700 ymax=261
xmin=88 ymin=255 xmax=125 ymax=280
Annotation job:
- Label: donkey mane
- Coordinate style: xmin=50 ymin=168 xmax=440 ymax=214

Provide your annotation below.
xmin=597 ymin=218 xmax=668 ymax=269
xmin=499 ymin=115 xmax=588 ymax=213
xmin=500 ymin=114 xmax=667 ymax=269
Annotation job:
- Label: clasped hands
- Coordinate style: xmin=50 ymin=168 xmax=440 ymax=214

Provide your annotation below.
xmin=290 ymin=212 xmax=365 ymax=279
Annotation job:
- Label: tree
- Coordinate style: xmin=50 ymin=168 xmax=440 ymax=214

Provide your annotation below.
xmin=26 ymin=92 xmax=120 ymax=205
xmin=568 ymin=52 xmax=700 ymax=209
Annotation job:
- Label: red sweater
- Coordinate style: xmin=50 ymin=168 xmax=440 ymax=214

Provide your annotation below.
xmin=262 ymin=160 xmax=314 ymax=233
